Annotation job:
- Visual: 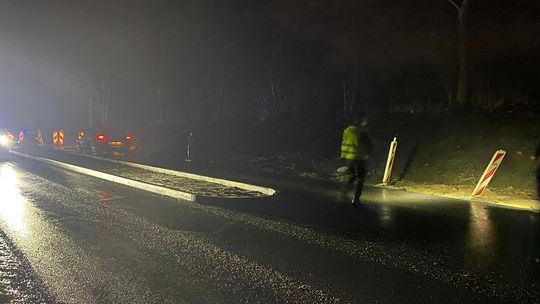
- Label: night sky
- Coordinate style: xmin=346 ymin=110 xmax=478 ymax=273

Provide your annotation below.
xmin=0 ymin=0 xmax=539 ymax=130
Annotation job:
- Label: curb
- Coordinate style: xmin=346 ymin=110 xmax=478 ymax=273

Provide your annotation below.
xmin=470 ymin=196 xmax=540 ymax=213
xmin=371 ymin=183 xmax=404 ymax=191
xmin=62 ymin=150 xmax=276 ymax=196
xmin=9 ymin=150 xmax=197 ymax=202
xmin=373 ymin=182 xmax=540 ymax=213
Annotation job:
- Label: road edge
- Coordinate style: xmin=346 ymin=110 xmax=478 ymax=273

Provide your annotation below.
xmin=9 ymin=150 xmax=197 ymax=202
xmin=62 ymin=150 xmax=276 ymax=196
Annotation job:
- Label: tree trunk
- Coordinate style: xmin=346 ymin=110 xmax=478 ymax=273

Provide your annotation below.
xmin=100 ymin=83 xmax=111 ymax=129
xmin=260 ymin=86 xmax=269 ymax=121
xmin=342 ymin=77 xmax=348 ymax=117
xmin=270 ymin=78 xmax=276 ymax=112
xmin=455 ymin=0 xmax=469 ymax=106
xmin=157 ymin=84 xmax=163 ymax=124
xmin=214 ymin=63 xmax=225 ymax=124
xmin=350 ymin=51 xmax=359 ymax=115
xmin=88 ymin=77 xmax=94 ymax=131
xmin=88 ymin=99 xmax=93 ymax=131
xmin=441 ymin=68 xmax=454 ymax=107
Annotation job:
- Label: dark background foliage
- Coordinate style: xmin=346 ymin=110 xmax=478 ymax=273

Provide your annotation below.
xmin=0 ymin=0 xmax=538 ymax=130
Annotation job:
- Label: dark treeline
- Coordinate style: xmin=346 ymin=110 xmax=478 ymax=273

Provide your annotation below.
xmin=0 ymin=0 xmax=539 ymax=130
xmin=140 ymin=0 xmax=540 ymax=127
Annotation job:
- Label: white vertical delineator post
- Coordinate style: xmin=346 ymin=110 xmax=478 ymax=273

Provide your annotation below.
xmin=382 ymin=137 xmax=398 ymax=185
xmin=185 ymin=132 xmax=192 ymax=162
xmin=471 ymin=150 xmax=506 ymax=197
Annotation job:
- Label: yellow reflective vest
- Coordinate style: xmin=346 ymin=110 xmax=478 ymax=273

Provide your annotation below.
xmin=341 ymin=125 xmax=359 ymax=160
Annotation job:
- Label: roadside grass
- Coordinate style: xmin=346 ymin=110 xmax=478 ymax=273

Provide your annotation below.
xmin=137 ymin=110 xmax=539 ymax=202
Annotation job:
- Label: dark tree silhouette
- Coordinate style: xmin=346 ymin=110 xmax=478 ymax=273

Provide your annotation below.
xmin=447 ymin=0 xmax=470 ymax=106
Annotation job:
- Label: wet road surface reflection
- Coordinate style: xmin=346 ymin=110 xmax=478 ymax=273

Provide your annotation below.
xmin=0 ymin=163 xmax=56 ymax=302
xmin=0 ymin=157 xmax=539 ymax=303
xmin=0 ymin=164 xmax=27 ymax=235
xmin=466 ymin=202 xmax=496 ymax=270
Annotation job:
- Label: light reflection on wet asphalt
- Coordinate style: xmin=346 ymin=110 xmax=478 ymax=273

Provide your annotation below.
xmin=0 ymin=156 xmax=538 ymax=303
xmin=0 ymin=163 xmax=56 ymax=303
xmin=0 ymin=165 xmax=28 ymax=235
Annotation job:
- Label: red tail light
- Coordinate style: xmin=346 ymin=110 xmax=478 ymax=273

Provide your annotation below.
xmin=97 ymin=134 xmax=106 ymax=141
xmin=125 ymin=135 xmax=133 ymax=141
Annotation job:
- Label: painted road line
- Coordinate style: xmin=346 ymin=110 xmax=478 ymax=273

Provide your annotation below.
xmin=9 ymin=150 xmax=197 ymax=202
xmin=63 ymin=150 xmax=276 ymax=196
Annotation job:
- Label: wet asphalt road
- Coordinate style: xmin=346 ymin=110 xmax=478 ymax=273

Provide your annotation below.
xmin=0 ymin=151 xmax=539 ymax=303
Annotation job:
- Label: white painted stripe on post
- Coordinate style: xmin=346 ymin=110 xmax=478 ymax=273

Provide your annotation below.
xmin=64 ymin=151 xmax=276 ymax=196
xmin=471 ymin=150 xmax=506 ymax=197
xmin=10 ymin=150 xmax=197 ymax=202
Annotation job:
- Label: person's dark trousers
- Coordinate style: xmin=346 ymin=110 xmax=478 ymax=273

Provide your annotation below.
xmin=346 ymin=159 xmax=367 ymax=202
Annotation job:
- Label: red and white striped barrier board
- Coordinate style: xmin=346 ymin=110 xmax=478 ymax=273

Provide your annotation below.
xmin=59 ymin=129 xmax=65 ymax=146
xmin=53 ymin=130 xmax=59 ymax=145
xmin=472 ymin=150 xmax=506 ymax=197
xmin=382 ymin=137 xmax=398 ymax=185
xmin=18 ymin=131 xmax=24 ymax=143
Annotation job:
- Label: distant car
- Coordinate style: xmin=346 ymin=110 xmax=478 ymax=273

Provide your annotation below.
xmin=75 ymin=129 xmax=138 ymax=156
xmin=0 ymin=129 xmax=15 ymax=159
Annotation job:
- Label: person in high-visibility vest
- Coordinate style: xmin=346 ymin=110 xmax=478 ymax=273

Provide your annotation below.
xmin=340 ymin=111 xmax=373 ymax=208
